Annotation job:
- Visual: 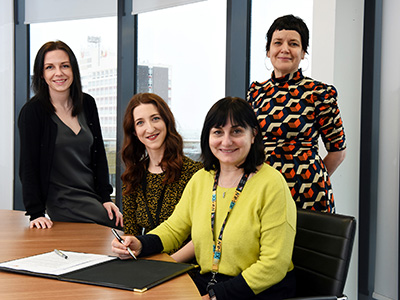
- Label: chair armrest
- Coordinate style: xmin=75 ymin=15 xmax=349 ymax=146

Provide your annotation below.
xmin=284 ymin=294 xmax=347 ymax=300
xmin=284 ymin=297 xmax=337 ymax=300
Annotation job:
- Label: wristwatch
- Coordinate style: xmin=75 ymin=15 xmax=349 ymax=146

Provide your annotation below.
xmin=208 ymin=289 xmax=217 ymax=300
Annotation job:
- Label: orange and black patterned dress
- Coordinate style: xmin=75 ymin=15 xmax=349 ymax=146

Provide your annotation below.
xmin=247 ymin=69 xmax=346 ymax=212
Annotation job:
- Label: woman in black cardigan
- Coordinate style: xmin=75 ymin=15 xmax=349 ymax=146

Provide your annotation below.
xmin=18 ymin=41 xmax=122 ymax=229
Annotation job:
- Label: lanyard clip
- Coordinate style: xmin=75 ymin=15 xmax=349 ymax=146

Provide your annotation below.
xmin=206 ymin=272 xmax=218 ymax=292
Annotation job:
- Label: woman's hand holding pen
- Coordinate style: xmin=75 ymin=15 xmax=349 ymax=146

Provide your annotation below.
xmin=111 ymin=235 xmax=142 ymax=259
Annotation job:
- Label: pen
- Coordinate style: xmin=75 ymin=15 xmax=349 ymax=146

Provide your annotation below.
xmin=54 ymin=249 xmax=68 ymax=259
xmin=111 ymin=228 xmax=137 ymax=260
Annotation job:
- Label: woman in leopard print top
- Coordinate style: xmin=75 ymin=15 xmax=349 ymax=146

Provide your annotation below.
xmin=121 ymin=93 xmax=202 ymax=261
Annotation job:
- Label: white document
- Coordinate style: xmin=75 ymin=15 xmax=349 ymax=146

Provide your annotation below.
xmin=0 ymin=251 xmax=117 ymax=276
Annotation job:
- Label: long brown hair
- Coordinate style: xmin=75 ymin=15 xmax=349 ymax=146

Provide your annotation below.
xmin=121 ymin=93 xmax=184 ymax=195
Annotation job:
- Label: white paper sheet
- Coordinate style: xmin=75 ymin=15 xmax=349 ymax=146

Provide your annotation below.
xmin=0 ymin=251 xmax=117 ymax=276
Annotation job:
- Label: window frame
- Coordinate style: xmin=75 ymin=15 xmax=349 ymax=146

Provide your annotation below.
xmin=13 ymin=0 xmax=251 ymax=209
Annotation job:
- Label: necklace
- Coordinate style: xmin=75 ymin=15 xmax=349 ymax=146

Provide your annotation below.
xmin=220 ymin=173 xmax=243 ymax=198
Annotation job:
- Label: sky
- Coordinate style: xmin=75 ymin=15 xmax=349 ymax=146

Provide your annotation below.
xmin=29 ymin=0 xmax=313 ymax=140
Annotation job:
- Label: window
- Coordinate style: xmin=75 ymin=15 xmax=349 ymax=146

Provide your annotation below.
xmin=137 ymin=0 xmax=227 ymax=160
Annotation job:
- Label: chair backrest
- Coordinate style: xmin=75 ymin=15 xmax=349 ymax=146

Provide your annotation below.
xmin=292 ymin=209 xmax=356 ymax=297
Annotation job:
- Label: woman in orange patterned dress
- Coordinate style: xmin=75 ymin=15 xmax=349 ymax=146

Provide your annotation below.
xmin=247 ymin=15 xmax=346 ymax=212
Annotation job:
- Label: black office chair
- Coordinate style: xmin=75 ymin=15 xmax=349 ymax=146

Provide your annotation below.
xmin=285 ymin=209 xmax=356 ymax=300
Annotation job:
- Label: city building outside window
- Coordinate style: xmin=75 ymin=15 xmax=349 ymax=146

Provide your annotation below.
xmin=137 ymin=0 xmax=227 ymax=160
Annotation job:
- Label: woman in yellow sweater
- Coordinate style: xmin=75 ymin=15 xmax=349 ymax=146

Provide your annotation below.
xmin=112 ymin=97 xmax=297 ymax=300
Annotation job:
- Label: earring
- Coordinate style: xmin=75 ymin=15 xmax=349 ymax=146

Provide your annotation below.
xmin=264 ymin=57 xmax=272 ymax=71
xmin=300 ymin=56 xmax=309 ymax=72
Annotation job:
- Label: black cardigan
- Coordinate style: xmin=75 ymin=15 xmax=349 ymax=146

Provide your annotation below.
xmin=18 ymin=93 xmax=113 ymax=220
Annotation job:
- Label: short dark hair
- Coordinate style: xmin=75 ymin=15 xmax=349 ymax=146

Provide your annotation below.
xmin=31 ymin=40 xmax=83 ymax=115
xmin=200 ymin=97 xmax=265 ymax=174
xmin=266 ymin=14 xmax=309 ymax=54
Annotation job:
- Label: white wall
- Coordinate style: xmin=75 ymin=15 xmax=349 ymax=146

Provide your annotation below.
xmin=373 ymin=0 xmax=400 ymax=299
xmin=332 ymin=1 xmax=364 ymax=298
xmin=312 ymin=0 xmax=335 ymax=84
xmin=0 ymin=0 xmax=14 ymax=210
xmin=312 ymin=1 xmax=363 ymax=299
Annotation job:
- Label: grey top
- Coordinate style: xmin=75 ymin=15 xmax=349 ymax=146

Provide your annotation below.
xmin=46 ymin=112 xmax=116 ymax=227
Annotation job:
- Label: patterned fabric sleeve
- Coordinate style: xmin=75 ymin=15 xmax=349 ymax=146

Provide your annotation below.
xmin=122 ymin=157 xmax=202 ymax=237
xmin=312 ymin=83 xmax=346 ymax=152
xmin=122 ymin=187 xmax=142 ymax=236
xmin=247 ymin=81 xmax=261 ymax=104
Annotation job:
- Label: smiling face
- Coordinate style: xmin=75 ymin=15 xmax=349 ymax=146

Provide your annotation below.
xmin=133 ymin=103 xmax=167 ymax=155
xmin=209 ymin=118 xmax=255 ymax=169
xmin=267 ymin=29 xmax=305 ymax=78
xmin=43 ymin=49 xmax=73 ymax=97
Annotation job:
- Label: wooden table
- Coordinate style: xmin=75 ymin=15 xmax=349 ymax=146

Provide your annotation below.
xmin=0 ymin=209 xmax=201 ymax=300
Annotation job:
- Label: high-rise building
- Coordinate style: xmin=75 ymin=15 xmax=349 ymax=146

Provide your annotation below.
xmin=78 ymin=41 xmax=173 ymax=187
xmin=137 ymin=65 xmax=171 ymax=105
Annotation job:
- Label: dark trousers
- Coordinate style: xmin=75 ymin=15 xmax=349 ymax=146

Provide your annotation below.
xmin=191 ymin=269 xmax=296 ymax=300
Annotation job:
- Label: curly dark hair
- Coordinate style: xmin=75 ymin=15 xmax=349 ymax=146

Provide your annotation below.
xmin=121 ymin=93 xmax=184 ymax=195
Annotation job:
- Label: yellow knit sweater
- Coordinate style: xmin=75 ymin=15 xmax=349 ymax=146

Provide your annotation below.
xmin=150 ymin=163 xmax=296 ymax=295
